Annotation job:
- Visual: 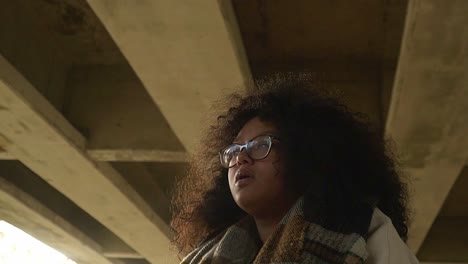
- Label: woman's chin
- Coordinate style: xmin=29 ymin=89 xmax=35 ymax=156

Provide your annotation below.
xmin=233 ymin=191 xmax=261 ymax=213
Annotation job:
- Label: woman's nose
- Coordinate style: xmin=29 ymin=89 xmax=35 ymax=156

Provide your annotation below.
xmin=236 ymin=149 xmax=253 ymax=165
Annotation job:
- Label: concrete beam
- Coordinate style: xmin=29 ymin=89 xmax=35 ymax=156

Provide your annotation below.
xmin=85 ymin=0 xmax=252 ymax=151
xmin=0 ymin=177 xmax=117 ymax=264
xmin=0 ymin=160 xmax=144 ymax=262
xmin=88 ymin=149 xmax=187 ymax=162
xmin=0 ymin=148 xmax=187 ymax=163
xmin=0 ymin=54 xmax=177 ymax=263
xmin=0 ymin=147 xmax=12 ymax=160
xmin=385 ymin=0 xmax=468 ymax=252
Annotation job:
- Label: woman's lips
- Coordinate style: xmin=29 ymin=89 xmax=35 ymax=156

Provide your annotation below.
xmin=235 ymin=176 xmax=254 ymax=187
xmin=235 ymin=171 xmax=254 ymax=187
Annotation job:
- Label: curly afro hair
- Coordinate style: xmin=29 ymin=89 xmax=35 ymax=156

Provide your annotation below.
xmin=171 ymin=77 xmax=409 ymax=255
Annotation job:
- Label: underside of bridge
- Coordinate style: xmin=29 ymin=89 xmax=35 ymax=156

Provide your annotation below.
xmin=0 ymin=0 xmax=467 ymax=263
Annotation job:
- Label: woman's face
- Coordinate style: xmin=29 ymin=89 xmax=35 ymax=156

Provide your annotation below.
xmin=227 ymin=117 xmax=295 ymax=218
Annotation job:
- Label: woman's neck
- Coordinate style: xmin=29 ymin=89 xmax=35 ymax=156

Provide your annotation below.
xmin=254 ymin=215 xmax=283 ymax=243
xmin=252 ymin=198 xmax=297 ymax=243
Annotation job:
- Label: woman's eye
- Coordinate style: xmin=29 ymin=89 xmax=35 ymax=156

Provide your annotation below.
xmin=254 ymin=143 xmax=268 ymax=149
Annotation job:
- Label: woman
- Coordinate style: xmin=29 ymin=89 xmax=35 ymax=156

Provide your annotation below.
xmin=171 ymin=79 xmax=420 ymax=264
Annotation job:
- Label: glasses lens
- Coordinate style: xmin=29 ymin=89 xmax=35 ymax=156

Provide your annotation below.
xmin=221 ymin=145 xmax=241 ymax=168
xmin=247 ymin=136 xmax=271 ymax=160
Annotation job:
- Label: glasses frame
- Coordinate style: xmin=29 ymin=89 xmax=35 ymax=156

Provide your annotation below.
xmin=219 ymin=134 xmax=280 ymax=168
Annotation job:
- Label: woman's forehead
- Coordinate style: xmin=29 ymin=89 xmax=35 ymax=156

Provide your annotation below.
xmin=234 ymin=117 xmax=277 ymax=143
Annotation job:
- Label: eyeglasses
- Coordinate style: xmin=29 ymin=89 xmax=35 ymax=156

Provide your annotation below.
xmin=219 ymin=135 xmax=279 ymax=168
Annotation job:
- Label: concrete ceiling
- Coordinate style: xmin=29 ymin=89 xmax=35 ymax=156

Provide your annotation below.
xmin=234 ymin=0 xmax=386 ymax=70
xmin=233 ymin=0 xmax=408 ymax=129
xmin=0 ymin=0 xmax=467 ymax=263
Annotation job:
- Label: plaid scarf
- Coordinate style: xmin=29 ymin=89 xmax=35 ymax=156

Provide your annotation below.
xmin=181 ymin=197 xmax=373 ymax=264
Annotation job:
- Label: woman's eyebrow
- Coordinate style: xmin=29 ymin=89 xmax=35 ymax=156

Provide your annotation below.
xmin=232 ymin=137 xmax=243 ymax=144
xmin=233 ymin=131 xmax=278 ymax=144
